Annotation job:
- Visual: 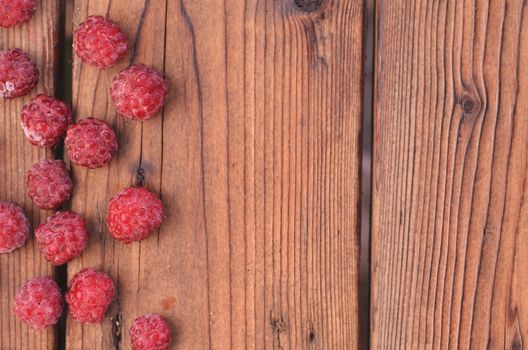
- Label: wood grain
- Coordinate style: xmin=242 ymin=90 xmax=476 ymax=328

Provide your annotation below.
xmin=0 ymin=1 xmax=61 ymax=349
xmin=372 ymin=0 xmax=528 ymax=348
xmin=67 ymin=0 xmax=363 ymax=349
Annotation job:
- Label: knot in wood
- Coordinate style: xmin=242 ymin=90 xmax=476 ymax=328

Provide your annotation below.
xmin=460 ymin=95 xmax=480 ymax=117
xmin=294 ymin=0 xmax=324 ymax=12
xmin=463 ymin=99 xmax=474 ymax=113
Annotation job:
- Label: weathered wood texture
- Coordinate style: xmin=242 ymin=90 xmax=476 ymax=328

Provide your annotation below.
xmin=372 ymin=0 xmax=528 ymax=348
xmin=68 ymin=0 xmax=363 ymax=349
xmin=0 ymin=1 xmax=61 ymax=349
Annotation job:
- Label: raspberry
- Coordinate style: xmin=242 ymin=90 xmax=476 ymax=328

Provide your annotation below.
xmin=0 ymin=201 xmax=29 ymax=253
xmin=35 ymin=211 xmax=88 ymax=265
xmin=0 ymin=0 xmax=37 ymax=28
xmin=66 ymin=268 xmax=115 ymax=324
xmin=0 ymin=49 xmax=38 ymax=98
xmin=107 ymin=187 xmax=164 ymax=244
xmin=73 ymin=15 xmax=128 ymax=68
xmin=21 ymin=94 xmax=72 ymax=148
xmin=129 ymin=314 xmax=172 ymax=350
xmin=13 ymin=277 xmax=63 ymax=330
xmin=65 ymin=117 xmax=118 ymax=168
xmin=27 ymin=159 xmax=72 ymax=209
xmin=111 ymin=64 xmax=168 ymax=121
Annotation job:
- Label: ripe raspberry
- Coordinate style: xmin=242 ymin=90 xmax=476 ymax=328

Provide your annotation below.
xmin=35 ymin=211 xmax=88 ymax=265
xmin=0 ymin=0 xmax=37 ymax=28
xmin=0 ymin=201 xmax=29 ymax=253
xmin=73 ymin=15 xmax=128 ymax=68
xmin=66 ymin=268 xmax=115 ymax=324
xmin=107 ymin=187 xmax=164 ymax=244
xmin=111 ymin=64 xmax=168 ymax=121
xmin=65 ymin=117 xmax=118 ymax=168
xmin=27 ymin=159 xmax=72 ymax=210
xmin=13 ymin=277 xmax=63 ymax=330
xmin=21 ymin=94 xmax=72 ymax=148
xmin=130 ymin=314 xmax=172 ymax=350
xmin=0 ymin=49 xmax=38 ymax=98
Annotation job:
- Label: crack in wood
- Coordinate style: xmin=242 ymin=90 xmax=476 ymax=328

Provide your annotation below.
xmin=270 ymin=311 xmax=288 ymax=348
xmin=111 ymin=312 xmax=122 ymax=350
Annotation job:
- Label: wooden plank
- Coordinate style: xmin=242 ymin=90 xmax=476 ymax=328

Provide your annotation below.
xmin=67 ymin=0 xmax=363 ymax=349
xmin=0 ymin=1 xmax=61 ymax=349
xmin=372 ymin=0 xmax=528 ymax=348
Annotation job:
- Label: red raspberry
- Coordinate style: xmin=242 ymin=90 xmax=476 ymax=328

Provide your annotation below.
xmin=13 ymin=277 xmax=63 ymax=330
xmin=0 ymin=49 xmax=38 ymax=98
xmin=21 ymin=94 xmax=72 ymax=148
xmin=0 ymin=0 xmax=37 ymax=28
xmin=0 ymin=201 xmax=29 ymax=253
xmin=27 ymin=159 xmax=72 ymax=210
xmin=65 ymin=117 xmax=118 ymax=168
xmin=66 ymin=268 xmax=115 ymax=324
xmin=129 ymin=314 xmax=172 ymax=350
xmin=35 ymin=211 xmax=88 ymax=265
xmin=107 ymin=187 xmax=164 ymax=244
xmin=73 ymin=15 xmax=128 ymax=68
xmin=111 ymin=64 xmax=168 ymax=121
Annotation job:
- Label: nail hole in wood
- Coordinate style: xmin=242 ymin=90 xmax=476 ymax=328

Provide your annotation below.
xmin=308 ymin=331 xmax=316 ymax=343
xmin=136 ymin=167 xmax=145 ymax=185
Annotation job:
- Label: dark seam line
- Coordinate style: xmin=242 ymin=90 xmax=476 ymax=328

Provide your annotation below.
xmin=359 ymin=0 xmax=374 ymax=345
xmin=55 ymin=0 xmax=70 ymax=348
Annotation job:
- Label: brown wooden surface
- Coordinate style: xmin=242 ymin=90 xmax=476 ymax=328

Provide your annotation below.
xmin=372 ymin=0 xmax=528 ymax=348
xmin=67 ymin=0 xmax=363 ymax=349
xmin=0 ymin=1 xmax=61 ymax=349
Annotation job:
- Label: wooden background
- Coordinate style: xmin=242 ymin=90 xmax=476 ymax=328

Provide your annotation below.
xmin=373 ymin=0 xmax=528 ymax=349
xmin=0 ymin=0 xmax=364 ymax=349
xmin=0 ymin=0 xmax=60 ymax=348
